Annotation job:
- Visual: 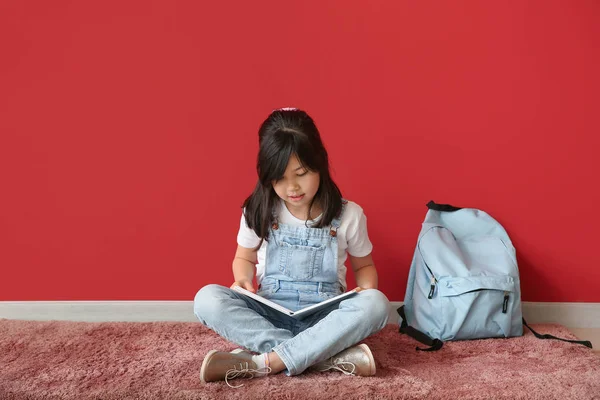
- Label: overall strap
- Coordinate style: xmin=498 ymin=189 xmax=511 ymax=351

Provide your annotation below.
xmin=329 ymin=199 xmax=347 ymax=236
xmin=271 ymin=203 xmax=280 ymax=231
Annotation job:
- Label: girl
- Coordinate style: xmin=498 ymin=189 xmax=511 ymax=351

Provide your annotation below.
xmin=194 ymin=108 xmax=389 ymax=387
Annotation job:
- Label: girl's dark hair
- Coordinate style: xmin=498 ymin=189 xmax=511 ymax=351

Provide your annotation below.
xmin=242 ymin=109 xmax=343 ymax=246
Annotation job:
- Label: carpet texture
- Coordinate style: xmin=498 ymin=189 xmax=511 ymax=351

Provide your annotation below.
xmin=1 ymin=319 xmax=599 ymax=400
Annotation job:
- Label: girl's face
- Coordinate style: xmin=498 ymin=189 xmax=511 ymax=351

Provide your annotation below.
xmin=272 ymin=154 xmax=320 ymax=219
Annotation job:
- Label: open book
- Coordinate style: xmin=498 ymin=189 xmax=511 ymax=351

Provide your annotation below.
xmin=233 ymin=286 xmax=358 ymax=320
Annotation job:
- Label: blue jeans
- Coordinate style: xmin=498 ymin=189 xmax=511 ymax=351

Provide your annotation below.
xmin=194 ymin=282 xmax=390 ymax=375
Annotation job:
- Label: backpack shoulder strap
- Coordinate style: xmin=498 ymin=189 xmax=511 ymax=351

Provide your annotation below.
xmin=397 ymin=311 xmax=593 ymax=350
xmin=397 ymin=306 xmax=443 ymax=351
xmin=522 ymin=319 xmax=592 ymax=348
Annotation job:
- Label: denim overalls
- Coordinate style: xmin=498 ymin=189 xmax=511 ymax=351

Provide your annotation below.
xmin=194 ymin=203 xmax=390 ymax=375
xmin=257 ymin=203 xmax=346 ymax=311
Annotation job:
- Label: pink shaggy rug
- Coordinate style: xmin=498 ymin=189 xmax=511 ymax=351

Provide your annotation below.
xmin=1 ymin=319 xmax=599 ymax=400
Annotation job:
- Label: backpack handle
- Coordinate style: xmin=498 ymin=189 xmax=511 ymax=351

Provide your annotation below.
xmin=426 ymin=200 xmax=462 ymax=212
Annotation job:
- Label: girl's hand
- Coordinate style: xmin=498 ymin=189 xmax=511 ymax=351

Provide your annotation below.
xmin=231 ymin=280 xmax=256 ymax=293
xmin=352 ymin=287 xmax=375 ymax=292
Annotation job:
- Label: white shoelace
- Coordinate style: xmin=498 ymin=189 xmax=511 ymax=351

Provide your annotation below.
xmin=318 ymin=360 xmax=356 ymax=376
xmin=225 ymin=362 xmax=272 ymax=388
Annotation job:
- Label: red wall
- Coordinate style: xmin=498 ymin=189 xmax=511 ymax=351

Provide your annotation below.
xmin=1 ymin=1 xmax=599 ymax=302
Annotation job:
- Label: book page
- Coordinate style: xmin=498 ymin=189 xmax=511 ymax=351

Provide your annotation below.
xmin=233 ymin=286 xmax=358 ymax=319
xmin=292 ymin=289 xmax=358 ymax=319
xmin=232 ymin=286 xmax=294 ymax=316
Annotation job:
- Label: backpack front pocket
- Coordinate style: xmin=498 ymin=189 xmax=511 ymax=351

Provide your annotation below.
xmin=437 ymin=275 xmax=516 ymax=340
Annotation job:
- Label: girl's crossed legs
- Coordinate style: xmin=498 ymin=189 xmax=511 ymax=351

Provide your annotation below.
xmin=194 ymin=283 xmax=390 ymax=376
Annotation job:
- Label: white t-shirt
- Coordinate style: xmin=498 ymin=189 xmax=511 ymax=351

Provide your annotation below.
xmin=236 ymin=199 xmax=373 ymax=290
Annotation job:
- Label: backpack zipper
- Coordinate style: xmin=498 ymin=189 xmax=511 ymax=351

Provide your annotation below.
xmin=420 ymin=248 xmax=437 ymax=299
xmin=422 ymin=260 xmax=437 ymax=299
xmin=502 ymin=291 xmax=509 ymax=313
xmin=428 ymin=275 xmax=436 ymax=299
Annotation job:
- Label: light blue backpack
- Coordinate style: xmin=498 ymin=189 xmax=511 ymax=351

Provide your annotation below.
xmin=398 ymin=201 xmax=591 ymax=351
